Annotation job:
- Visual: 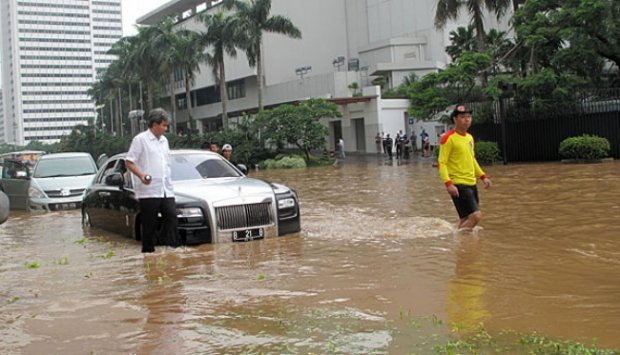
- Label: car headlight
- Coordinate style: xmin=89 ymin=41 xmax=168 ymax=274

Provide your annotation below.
xmin=176 ymin=207 xmax=203 ymax=218
xmin=28 ymin=186 xmax=46 ymax=199
xmin=278 ymin=198 xmax=296 ymax=209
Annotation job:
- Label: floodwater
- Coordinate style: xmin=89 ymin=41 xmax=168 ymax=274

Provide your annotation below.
xmin=1 ymin=156 xmax=619 ymax=354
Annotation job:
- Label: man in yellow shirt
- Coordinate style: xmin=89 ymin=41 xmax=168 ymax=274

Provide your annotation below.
xmin=438 ymin=105 xmax=492 ymax=231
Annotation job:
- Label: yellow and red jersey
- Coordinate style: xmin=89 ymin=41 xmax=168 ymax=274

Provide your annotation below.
xmin=437 ymin=129 xmax=486 ymax=186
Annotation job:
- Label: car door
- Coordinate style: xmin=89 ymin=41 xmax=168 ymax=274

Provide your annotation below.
xmin=115 ymin=160 xmax=139 ymax=238
xmin=0 ymin=160 xmax=32 ymax=210
xmin=104 ymin=159 xmax=134 ymax=236
xmin=86 ymin=159 xmax=119 ymax=229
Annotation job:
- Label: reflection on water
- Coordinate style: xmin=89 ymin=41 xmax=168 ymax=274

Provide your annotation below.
xmin=1 ymin=157 xmax=619 ymax=353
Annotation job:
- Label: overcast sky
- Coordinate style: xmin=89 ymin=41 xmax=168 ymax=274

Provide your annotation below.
xmin=122 ymin=0 xmax=171 ymax=36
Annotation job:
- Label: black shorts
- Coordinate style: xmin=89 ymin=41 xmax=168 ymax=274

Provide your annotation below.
xmin=451 ymin=184 xmax=480 ymax=219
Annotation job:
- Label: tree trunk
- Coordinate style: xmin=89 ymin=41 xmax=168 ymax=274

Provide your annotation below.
xmin=257 ymin=45 xmax=264 ymax=112
xmin=295 ymin=143 xmax=310 ymax=164
xmin=219 ymin=61 xmax=229 ymax=129
xmin=169 ymin=72 xmax=177 ymax=134
xmin=117 ymin=88 xmax=123 ymax=137
xmin=109 ymin=99 xmax=114 ymax=134
xmin=128 ymin=83 xmax=133 ymax=112
xmin=185 ymin=72 xmax=193 ymax=138
xmin=147 ymin=81 xmax=154 ymax=112
xmin=474 ymin=16 xmax=488 ymax=87
xmin=139 ymin=81 xmax=144 ymax=110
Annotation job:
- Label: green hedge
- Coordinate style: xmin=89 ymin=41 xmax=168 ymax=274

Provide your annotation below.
xmin=259 ymin=155 xmax=307 ymax=169
xmin=475 ymin=141 xmax=501 ymax=165
xmin=559 ymin=135 xmax=610 ymax=160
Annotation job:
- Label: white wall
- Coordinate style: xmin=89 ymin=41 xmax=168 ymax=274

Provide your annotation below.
xmin=378 ymin=97 xmax=409 ymax=144
xmin=264 ymin=0 xmax=349 ymax=86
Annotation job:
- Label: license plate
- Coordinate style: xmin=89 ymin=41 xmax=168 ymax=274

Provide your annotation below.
xmin=54 ymin=202 xmax=78 ymax=210
xmin=232 ymin=228 xmax=264 ymax=242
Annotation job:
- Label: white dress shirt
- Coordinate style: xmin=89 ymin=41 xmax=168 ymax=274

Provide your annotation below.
xmin=126 ymin=129 xmax=174 ymax=199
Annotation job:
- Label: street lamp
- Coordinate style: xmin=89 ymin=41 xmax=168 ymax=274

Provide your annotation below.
xmin=332 ymin=56 xmax=345 ymax=71
xmin=295 ymin=65 xmax=312 ymax=79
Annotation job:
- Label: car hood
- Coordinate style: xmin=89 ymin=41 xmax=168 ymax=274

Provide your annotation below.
xmin=32 ymin=174 xmax=96 ymax=191
xmin=173 ymin=177 xmax=274 ymax=205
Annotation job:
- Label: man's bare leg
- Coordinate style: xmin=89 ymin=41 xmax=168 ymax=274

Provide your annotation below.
xmin=458 ymin=211 xmax=482 ymax=231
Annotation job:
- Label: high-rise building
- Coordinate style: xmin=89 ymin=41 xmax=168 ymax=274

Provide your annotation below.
xmin=0 ymin=0 xmax=122 ymax=145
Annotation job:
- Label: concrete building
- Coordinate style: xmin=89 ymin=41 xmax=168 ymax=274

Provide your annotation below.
xmin=0 ymin=90 xmax=4 ymax=142
xmin=0 ymin=0 xmax=122 ymax=145
xmin=138 ymin=0 xmax=512 ymax=153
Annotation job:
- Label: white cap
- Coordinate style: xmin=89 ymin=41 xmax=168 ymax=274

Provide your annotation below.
xmin=222 ymin=144 xmax=233 ymax=151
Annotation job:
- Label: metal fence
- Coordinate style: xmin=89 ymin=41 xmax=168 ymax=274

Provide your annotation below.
xmin=468 ymin=89 xmax=620 ymax=162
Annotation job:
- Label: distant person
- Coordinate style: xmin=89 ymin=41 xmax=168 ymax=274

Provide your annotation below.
xmin=380 ymin=131 xmax=386 ymax=153
xmin=200 ymin=141 xmax=210 ymax=150
xmin=396 ymin=130 xmax=406 ymax=159
xmin=383 ymin=134 xmax=393 ymax=159
xmin=337 ymin=138 xmax=345 ymax=159
xmin=209 ymin=142 xmax=220 ymax=153
xmin=125 ymin=108 xmax=179 ymax=253
xmin=421 ymin=129 xmax=430 ymax=157
xmin=438 ymin=105 xmax=492 ymax=231
xmin=404 ymin=135 xmax=411 ymax=159
xmin=375 ymin=133 xmax=382 ymax=154
xmin=221 ymin=144 xmax=238 ymax=165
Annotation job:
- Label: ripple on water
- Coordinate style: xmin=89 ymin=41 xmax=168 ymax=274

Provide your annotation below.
xmin=302 ymin=201 xmax=454 ymax=241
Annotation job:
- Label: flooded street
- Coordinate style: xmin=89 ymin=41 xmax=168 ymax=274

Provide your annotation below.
xmin=1 ymin=156 xmax=619 ymax=354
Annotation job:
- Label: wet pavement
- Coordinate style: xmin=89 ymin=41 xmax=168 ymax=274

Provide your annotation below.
xmin=1 ymin=155 xmax=619 ymax=353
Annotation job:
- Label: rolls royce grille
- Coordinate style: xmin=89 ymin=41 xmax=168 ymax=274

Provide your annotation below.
xmin=216 ymin=202 xmax=274 ymax=231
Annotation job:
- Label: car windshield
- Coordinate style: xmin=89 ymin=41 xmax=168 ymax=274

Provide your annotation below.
xmin=170 ymin=153 xmax=242 ymax=181
xmin=34 ymin=156 xmax=97 ymax=178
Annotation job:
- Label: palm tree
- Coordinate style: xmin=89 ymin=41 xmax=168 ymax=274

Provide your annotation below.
xmin=198 ymin=11 xmax=241 ymax=129
xmin=89 ymin=61 xmax=125 ymax=135
xmin=434 ymin=0 xmax=512 ymax=53
xmin=87 ymin=79 xmax=110 ymax=132
xmin=225 ymin=0 xmax=301 ymax=112
xmin=125 ymin=25 xmax=164 ymax=112
xmin=152 ymin=17 xmax=182 ymax=131
xmin=173 ymin=29 xmax=206 ymax=136
xmin=107 ymin=36 xmax=142 ymax=134
xmin=446 ymin=25 xmax=476 ymax=61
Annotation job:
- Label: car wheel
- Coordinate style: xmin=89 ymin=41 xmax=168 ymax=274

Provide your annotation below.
xmin=82 ymin=209 xmax=93 ymax=227
xmin=0 ymin=191 xmax=9 ymax=225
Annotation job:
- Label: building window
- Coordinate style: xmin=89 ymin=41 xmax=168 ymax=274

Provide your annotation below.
xmin=176 ymin=95 xmax=187 ymax=110
xmin=195 ymin=86 xmax=220 ymax=106
xmin=227 ymin=79 xmax=245 ymax=100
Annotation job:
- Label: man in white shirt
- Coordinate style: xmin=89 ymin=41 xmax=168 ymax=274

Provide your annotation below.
xmin=125 ymin=108 xmax=179 ymax=253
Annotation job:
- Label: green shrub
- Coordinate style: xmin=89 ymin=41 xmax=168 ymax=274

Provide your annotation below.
xmin=559 ymin=134 xmax=611 ymax=160
xmin=475 ymin=141 xmax=501 ymax=165
xmin=259 ymin=155 xmax=307 ymax=169
xmin=307 ymin=155 xmax=335 ymax=167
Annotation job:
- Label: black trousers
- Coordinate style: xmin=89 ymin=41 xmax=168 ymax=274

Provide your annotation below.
xmin=139 ymin=197 xmax=179 ymax=252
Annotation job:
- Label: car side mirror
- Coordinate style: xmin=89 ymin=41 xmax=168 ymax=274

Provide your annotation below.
xmin=104 ymin=172 xmax=124 ymax=188
xmin=236 ymin=164 xmax=248 ymax=175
